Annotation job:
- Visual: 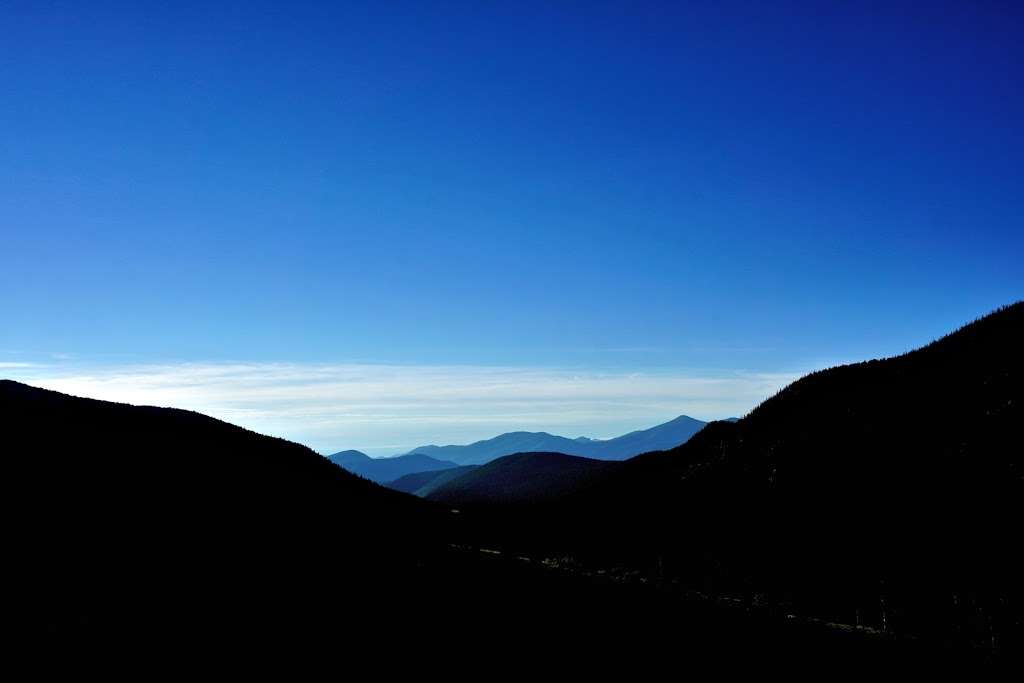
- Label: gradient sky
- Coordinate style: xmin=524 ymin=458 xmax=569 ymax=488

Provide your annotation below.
xmin=2 ymin=2 xmax=1022 ymax=453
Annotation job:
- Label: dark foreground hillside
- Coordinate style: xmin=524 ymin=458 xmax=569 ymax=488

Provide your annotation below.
xmin=3 ymin=379 xmax=428 ymax=643
xmin=4 ymin=379 xmax=981 ymax=670
xmin=447 ymin=303 xmax=1024 ymax=663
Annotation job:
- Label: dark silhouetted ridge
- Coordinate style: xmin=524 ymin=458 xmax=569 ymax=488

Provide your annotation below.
xmin=387 ymin=465 xmax=478 ymax=496
xmin=427 ymin=452 xmax=624 ymax=505
xmin=460 ymin=303 xmax=1023 ymax=658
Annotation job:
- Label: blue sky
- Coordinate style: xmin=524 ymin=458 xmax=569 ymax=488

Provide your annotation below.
xmin=2 ymin=2 xmax=1021 ymax=453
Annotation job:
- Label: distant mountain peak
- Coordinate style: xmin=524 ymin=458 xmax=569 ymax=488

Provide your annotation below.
xmin=402 ymin=415 xmax=709 ymax=465
xmin=327 ymin=449 xmax=372 ymax=465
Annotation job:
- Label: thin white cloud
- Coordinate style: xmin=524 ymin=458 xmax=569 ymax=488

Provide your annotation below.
xmin=5 ymin=361 xmax=800 ymax=455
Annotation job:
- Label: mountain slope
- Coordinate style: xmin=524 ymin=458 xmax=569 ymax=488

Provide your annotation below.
xmin=2 ymin=379 xmax=451 ymax=649
xmin=427 ymin=452 xmax=624 ymax=505
xmin=461 ymin=303 xmax=1024 ymax=653
xmin=406 ymin=414 xmax=707 ymax=465
xmin=387 ymin=465 xmax=478 ymax=496
xmin=328 ymin=450 xmax=457 ymax=483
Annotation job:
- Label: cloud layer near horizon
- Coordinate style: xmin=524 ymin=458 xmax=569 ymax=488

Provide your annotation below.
xmin=4 ymin=361 xmax=799 ymax=455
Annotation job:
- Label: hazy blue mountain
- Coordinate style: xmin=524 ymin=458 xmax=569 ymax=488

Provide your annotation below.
xmin=408 ymin=432 xmax=585 ymax=465
xmin=591 ymin=415 xmax=707 ymax=459
xmin=426 ymin=452 xmax=624 ymax=505
xmin=405 ymin=414 xmax=707 ymax=465
xmin=328 ymin=449 xmax=373 ymax=466
xmin=387 ymin=465 xmax=479 ymax=497
xmin=327 ymin=450 xmax=457 ymax=483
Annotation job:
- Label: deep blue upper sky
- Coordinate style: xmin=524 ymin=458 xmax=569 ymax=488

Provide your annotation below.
xmin=2 ymin=2 xmax=1022 ymax=449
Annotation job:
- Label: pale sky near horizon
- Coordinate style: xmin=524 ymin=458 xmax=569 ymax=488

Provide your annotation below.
xmin=3 ymin=360 xmax=802 ymax=455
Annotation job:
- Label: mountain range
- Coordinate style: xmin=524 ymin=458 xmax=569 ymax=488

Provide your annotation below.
xmin=402 ymin=414 xmax=708 ymax=465
xmin=327 ymin=414 xmax=708 ymax=485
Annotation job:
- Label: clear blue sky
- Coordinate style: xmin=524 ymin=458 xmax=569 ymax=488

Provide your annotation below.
xmin=2 ymin=2 xmax=1021 ymax=452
